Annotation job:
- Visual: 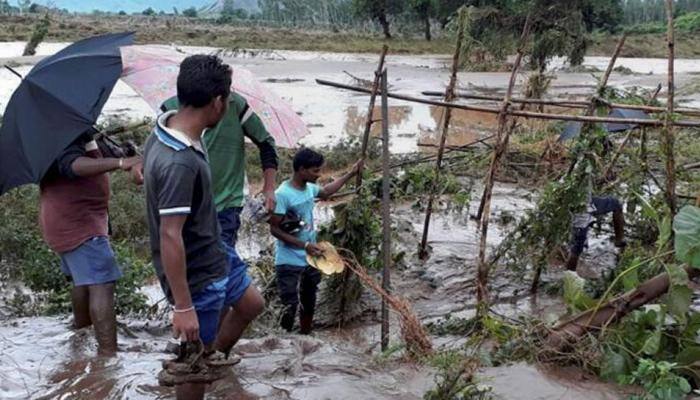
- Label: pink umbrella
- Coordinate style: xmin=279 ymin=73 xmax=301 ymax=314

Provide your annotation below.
xmin=119 ymin=45 xmax=308 ymax=148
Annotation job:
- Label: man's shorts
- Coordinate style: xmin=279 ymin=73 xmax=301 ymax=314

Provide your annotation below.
xmin=59 ymin=236 xmax=122 ymax=287
xmin=190 ymin=242 xmax=252 ymax=345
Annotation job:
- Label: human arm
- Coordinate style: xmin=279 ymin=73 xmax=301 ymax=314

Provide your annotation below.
xmin=160 ymin=214 xmax=199 ymax=341
xmin=69 ymin=155 xmax=142 ymax=178
xmin=268 ymin=213 xmax=324 ymax=257
xmin=240 ymin=98 xmax=279 ymax=212
xmin=317 ymin=159 xmax=364 ymax=200
xmin=156 ymin=161 xmax=199 ymax=341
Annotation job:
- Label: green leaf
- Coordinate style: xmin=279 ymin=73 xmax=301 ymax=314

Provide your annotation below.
xmin=666 ymin=264 xmax=689 ymax=286
xmin=642 ymin=330 xmax=662 ymax=355
xmin=622 ymin=265 xmax=640 ymax=291
xmin=673 ymin=206 xmax=700 ymax=268
xmin=677 ymin=346 xmax=700 ymax=366
xmin=600 ymin=351 xmax=630 ymax=383
xmin=665 ymin=285 xmax=692 ymax=323
xmin=562 ymin=271 xmax=595 ymax=312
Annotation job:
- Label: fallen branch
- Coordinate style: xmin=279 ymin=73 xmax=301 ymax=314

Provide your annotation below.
xmin=545 ymin=265 xmax=700 ymax=351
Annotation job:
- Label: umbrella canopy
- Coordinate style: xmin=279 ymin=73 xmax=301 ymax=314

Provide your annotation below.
xmin=0 ymin=32 xmax=134 ymax=195
xmin=606 ymin=108 xmax=649 ymax=132
xmin=120 ymin=45 xmax=309 ymax=148
xmin=558 ymin=108 xmax=649 ymax=142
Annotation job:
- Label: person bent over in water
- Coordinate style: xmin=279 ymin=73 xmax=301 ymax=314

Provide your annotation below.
xmin=566 ymin=196 xmax=627 ymax=272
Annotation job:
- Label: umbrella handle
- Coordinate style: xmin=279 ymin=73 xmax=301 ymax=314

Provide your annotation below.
xmin=4 ymin=65 xmax=23 ymax=79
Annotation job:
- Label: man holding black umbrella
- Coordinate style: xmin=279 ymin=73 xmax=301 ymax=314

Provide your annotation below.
xmin=39 ymin=131 xmax=142 ymax=356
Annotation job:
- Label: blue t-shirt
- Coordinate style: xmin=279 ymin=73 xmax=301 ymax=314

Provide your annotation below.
xmin=274 ymin=180 xmax=321 ymax=267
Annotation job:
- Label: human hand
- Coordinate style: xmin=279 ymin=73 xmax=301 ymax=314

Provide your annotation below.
xmin=263 ymin=188 xmax=276 ymax=213
xmin=305 ymin=242 xmax=324 ymax=257
xmin=172 ymin=308 xmax=199 ymax=342
xmin=120 ymin=155 xmax=142 ymax=171
xmin=129 ymin=161 xmax=144 ymax=185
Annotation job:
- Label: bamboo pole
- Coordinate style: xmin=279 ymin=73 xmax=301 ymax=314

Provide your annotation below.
xmin=640 ymin=85 xmax=663 ymax=176
xmin=337 ymin=46 xmax=388 ymax=325
xmin=357 ymin=45 xmax=389 ymax=188
xmin=420 ymin=91 xmax=700 ymax=117
xmin=380 ymin=69 xmax=391 ymax=351
xmin=603 ymin=85 xmax=663 ymax=178
xmin=664 ymin=0 xmax=677 ymax=216
xmin=315 ymin=79 xmax=700 ymax=128
xmin=475 ymin=14 xmax=533 ymax=318
xmin=419 ymin=9 xmax=465 ymax=260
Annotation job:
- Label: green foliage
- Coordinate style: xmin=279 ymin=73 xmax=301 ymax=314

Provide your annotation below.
xmin=22 ymin=13 xmax=50 ymax=56
xmin=562 ymin=271 xmax=596 ymax=313
xmin=625 ymin=359 xmax=692 ymax=400
xmin=673 ymin=205 xmax=700 ymax=268
xmin=675 ymin=11 xmax=700 ymax=31
xmin=142 ymin=7 xmax=156 ymax=16
xmin=424 ymin=354 xmax=493 ymax=400
xmin=182 ymin=7 xmax=198 ymax=18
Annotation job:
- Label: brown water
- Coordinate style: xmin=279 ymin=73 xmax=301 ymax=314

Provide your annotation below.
xmin=0 ymin=185 xmax=629 ymax=400
xmin=3 ymin=44 xmax=700 ymax=154
xmin=0 ymin=43 xmax=644 ymax=399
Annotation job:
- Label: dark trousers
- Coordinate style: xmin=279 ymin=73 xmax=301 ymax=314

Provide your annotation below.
xmin=569 ymin=196 xmax=623 ymax=256
xmin=217 ymin=207 xmax=244 ymax=247
xmin=276 ymin=265 xmax=321 ymax=332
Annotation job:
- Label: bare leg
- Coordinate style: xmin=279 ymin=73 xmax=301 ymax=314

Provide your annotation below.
xmin=215 ymin=285 xmax=265 ymax=355
xmin=71 ymin=285 xmax=92 ymax=329
xmin=88 ymin=283 xmax=118 ymax=357
xmin=176 ymin=383 xmax=206 ymax=400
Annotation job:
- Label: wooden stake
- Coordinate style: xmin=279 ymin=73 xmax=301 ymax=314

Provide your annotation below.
xmin=664 ymin=0 xmax=677 ymax=215
xmin=315 ymin=79 xmax=700 ymax=128
xmin=603 ymin=85 xmax=663 ymax=178
xmin=419 ymin=8 xmax=465 ymax=259
xmin=338 ymin=46 xmax=388 ymax=325
xmin=475 ymin=14 xmax=533 ymax=317
xmin=380 ymin=69 xmax=391 ymax=351
xmin=357 ymin=45 xmax=389 ymax=189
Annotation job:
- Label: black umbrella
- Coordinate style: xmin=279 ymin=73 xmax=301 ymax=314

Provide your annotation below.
xmin=0 ymin=32 xmax=134 ymax=195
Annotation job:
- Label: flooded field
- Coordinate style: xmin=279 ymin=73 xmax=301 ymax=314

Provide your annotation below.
xmin=0 ymin=181 xmax=631 ymax=399
xmin=3 ymin=42 xmax=700 ymax=153
xmin=1 ymin=41 xmax=692 ymax=399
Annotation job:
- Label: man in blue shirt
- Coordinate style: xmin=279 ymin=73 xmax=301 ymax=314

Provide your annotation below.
xmin=269 ymin=148 xmax=362 ymax=334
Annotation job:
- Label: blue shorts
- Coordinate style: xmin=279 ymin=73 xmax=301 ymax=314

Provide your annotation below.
xmin=190 ymin=242 xmax=252 ymax=345
xmin=59 ymin=236 xmax=122 ymax=287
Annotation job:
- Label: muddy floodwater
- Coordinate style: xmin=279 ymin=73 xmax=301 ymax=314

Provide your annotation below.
xmin=0 ymin=41 xmax=683 ymax=399
xmin=3 ymin=42 xmax=700 ymax=153
xmin=0 ymin=183 xmax=631 ymax=399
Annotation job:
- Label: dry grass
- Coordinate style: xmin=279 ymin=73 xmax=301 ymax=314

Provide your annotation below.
xmin=338 ymin=249 xmax=433 ymax=359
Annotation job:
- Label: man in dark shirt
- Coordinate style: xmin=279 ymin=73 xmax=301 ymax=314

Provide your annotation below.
xmin=39 ymin=130 xmax=142 ymax=356
xmin=144 ymin=54 xmax=264 ymax=399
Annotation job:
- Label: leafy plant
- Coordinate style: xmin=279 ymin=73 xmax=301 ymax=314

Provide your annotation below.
xmin=625 ymin=359 xmax=692 ymax=400
xmin=673 ymin=205 xmax=700 ymax=268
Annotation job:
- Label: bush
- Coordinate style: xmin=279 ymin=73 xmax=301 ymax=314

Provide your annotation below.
xmin=675 ymin=11 xmax=700 ymax=32
xmin=182 ymin=7 xmax=197 ymax=18
xmin=22 ymin=13 xmax=50 ymax=56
